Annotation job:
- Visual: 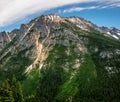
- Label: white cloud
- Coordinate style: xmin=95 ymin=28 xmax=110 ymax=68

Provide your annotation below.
xmin=60 ymin=0 xmax=120 ymax=13
xmin=0 ymin=0 xmax=120 ymax=27
xmin=0 ymin=0 xmax=96 ymax=27
xmin=63 ymin=6 xmax=99 ymax=13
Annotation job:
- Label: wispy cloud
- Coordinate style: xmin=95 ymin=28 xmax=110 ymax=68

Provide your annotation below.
xmin=0 ymin=0 xmax=120 ymax=27
xmin=63 ymin=6 xmax=99 ymax=13
xmin=0 ymin=0 xmax=96 ymax=27
xmin=59 ymin=0 xmax=120 ymax=13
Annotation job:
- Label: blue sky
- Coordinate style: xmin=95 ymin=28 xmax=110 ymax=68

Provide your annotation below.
xmin=0 ymin=0 xmax=120 ymax=32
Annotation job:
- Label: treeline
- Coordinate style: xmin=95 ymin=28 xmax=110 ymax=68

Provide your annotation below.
xmin=0 ymin=76 xmax=24 ymax=102
xmin=1 ymin=73 xmax=120 ymax=102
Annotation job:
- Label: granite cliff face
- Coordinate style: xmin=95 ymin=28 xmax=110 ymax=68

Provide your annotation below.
xmin=0 ymin=14 xmax=120 ymax=101
xmin=0 ymin=14 xmax=120 ymax=51
xmin=0 ymin=14 xmax=86 ymax=73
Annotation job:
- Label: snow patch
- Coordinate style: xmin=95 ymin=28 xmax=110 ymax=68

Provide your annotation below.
xmin=117 ymin=32 xmax=120 ymax=36
xmin=112 ymin=35 xmax=119 ymax=39
xmin=107 ymin=31 xmax=111 ymax=35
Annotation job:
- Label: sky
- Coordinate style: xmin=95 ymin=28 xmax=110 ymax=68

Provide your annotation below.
xmin=0 ymin=0 xmax=120 ymax=32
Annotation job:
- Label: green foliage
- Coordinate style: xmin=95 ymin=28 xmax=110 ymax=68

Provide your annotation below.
xmin=34 ymin=45 xmax=71 ymax=101
xmin=11 ymin=76 xmax=24 ymax=102
xmin=56 ymin=55 xmax=97 ymax=101
xmin=0 ymin=48 xmax=33 ymax=81
xmin=35 ymin=57 xmax=66 ymax=101
xmin=0 ymin=76 xmax=24 ymax=102
xmin=22 ymin=64 xmax=40 ymax=97
xmin=0 ymin=79 xmax=14 ymax=102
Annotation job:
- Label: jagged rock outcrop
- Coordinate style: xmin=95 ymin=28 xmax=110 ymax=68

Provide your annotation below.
xmin=0 ymin=14 xmax=120 ymax=73
xmin=0 ymin=32 xmax=11 ymax=51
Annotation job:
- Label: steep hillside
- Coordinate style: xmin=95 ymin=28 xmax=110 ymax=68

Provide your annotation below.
xmin=0 ymin=14 xmax=120 ymax=102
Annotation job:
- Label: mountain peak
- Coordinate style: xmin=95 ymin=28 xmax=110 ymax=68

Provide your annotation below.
xmin=68 ymin=16 xmax=97 ymax=31
xmin=43 ymin=14 xmax=65 ymax=23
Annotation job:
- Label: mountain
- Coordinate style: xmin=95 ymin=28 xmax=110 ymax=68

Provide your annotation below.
xmin=0 ymin=14 xmax=120 ymax=102
xmin=68 ymin=16 xmax=120 ymax=40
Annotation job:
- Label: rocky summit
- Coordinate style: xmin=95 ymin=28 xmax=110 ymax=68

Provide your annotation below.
xmin=0 ymin=14 xmax=120 ymax=102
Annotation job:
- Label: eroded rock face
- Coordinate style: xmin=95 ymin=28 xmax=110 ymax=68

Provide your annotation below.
xmin=0 ymin=14 xmax=86 ymax=74
xmin=0 ymin=14 xmax=119 ymax=52
xmin=68 ymin=17 xmax=120 ymax=40
xmin=0 ymin=32 xmax=11 ymax=51
xmin=68 ymin=17 xmax=96 ymax=31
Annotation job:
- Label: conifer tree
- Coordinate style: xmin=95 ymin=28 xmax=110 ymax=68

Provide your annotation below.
xmin=11 ymin=76 xmax=24 ymax=102
xmin=0 ymin=79 xmax=14 ymax=102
